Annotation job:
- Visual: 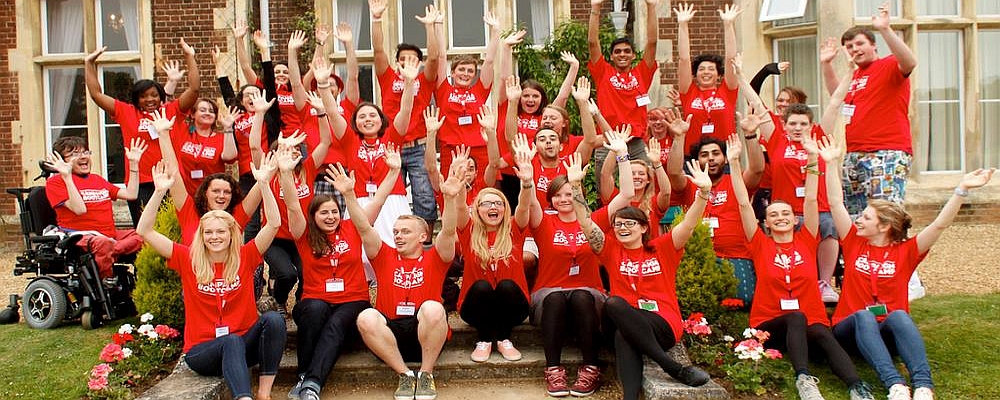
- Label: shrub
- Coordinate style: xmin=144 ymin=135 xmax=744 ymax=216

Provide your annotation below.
xmin=675 ymin=214 xmax=738 ymax=322
xmin=132 ymin=200 xmax=184 ymax=330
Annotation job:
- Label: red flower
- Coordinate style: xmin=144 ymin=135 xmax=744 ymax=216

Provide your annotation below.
xmin=686 ymin=312 xmax=705 ymax=322
xmin=154 ymin=324 xmax=180 ymax=340
xmin=764 ymin=349 xmax=783 ymax=360
xmin=99 ymin=343 xmax=125 ymax=363
xmin=721 ymin=298 xmax=745 ymax=309
xmin=112 ymin=332 xmax=134 ymax=345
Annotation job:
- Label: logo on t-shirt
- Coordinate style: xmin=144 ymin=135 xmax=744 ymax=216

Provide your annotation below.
xmin=854 ymin=254 xmax=897 ymax=278
xmin=197 ymin=276 xmax=242 ymax=296
xmin=235 ymin=117 xmax=254 ymax=133
xmin=519 ymin=118 xmax=539 ymax=131
xmin=393 ymin=266 xmax=425 ymax=289
xmin=536 ymin=175 xmax=551 ymax=192
xmin=709 ymin=190 xmax=728 ymax=206
xmin=773 ymin=251 xmax=804 ymax=270
xmin=619 ymin=257 xmax=662 ymax=277
xmin=278 ymin=182 xmax=312 ymax=199
xmin=392 ymin=78 xmax=421 ymax=93
xmin=447 ymin=91 xmax=477 ymax=105
xmin=783 ymin=145 xmax=807 ymax=161
xmin=277 ymin=93 xmax=295 ymax=106
xmin=849 ymin=75 xmax=870 ymax=95
xmin=357 ymin=143 xmax=386 ymax=164
xmin=690 ymin=96 xmax=726 ymax=112
xmin=552 ymin=229 xmax=586 ymax=247
xmin=609 ymin=73 xmax=639 ymax=91
xmin=79 ymin=188 xmax=111 ymax=203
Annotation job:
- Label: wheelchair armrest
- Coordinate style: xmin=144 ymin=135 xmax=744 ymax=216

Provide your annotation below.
xmin=28 ymin=235 xmax=61 ymax=245
xmin=57 ymin=234 xmax=85 ymax=249
xmin=5 ymin=188 xmax=32 ymax=196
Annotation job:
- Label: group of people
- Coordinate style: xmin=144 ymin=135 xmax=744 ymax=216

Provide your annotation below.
xmin=42 ymin=1 xmax=995 ymax=400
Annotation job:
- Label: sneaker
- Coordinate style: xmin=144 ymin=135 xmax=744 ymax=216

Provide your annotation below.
xmin=544 ymin=366 xmax=570 ymax=397
xmin=670 ymin=365 xmax=710 ymax=387
xmin=570 ymin=364 xmax=602 ymax=396
xmin=415 ymin=371 xmax=437 ymax=400
xmin=819 ymin=280 xmax=840 ymax=303
xmin=496 ymin=339 xmax=522 ymax=361
xmin=888 ymin=384 xmax=912 ymax=400
xmin=471 ymin=341 xmax=492 ymax=362
xmin=849 ymin=381 xmax=875 ymax=400
xmin=394 ymin=372 xmax=417 ymax=400
xmin=299 ymin=387 xmax=321 ymax=400
xmin=912 ymin=387 xmax=934 ymax=400
xmin=287 ymin=374 xmax=305 ymax=400
xmin=795 ymin=374 xmax=826 ymax=400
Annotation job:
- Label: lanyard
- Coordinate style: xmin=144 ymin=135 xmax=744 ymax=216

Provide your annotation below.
xmin=362 ymin=138 xmax=382 ymax=173
xmin=863 ymin=245 xmax=891 ymax=303
xmin=698 ymin=89 xmax=719 ymax=119
xmin=214 ymin=278 xmax=227 ymax=326
xmin=775 ymin=244 xmax=796 ymax=298
xmin=397 ymin=254 xmax=424 ymax=303
xmin=327 ymin=233 xmax=342 ymax=279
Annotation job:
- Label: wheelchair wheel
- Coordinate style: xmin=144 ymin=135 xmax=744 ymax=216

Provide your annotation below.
xmin=81 ymin=310 xmax=103 ymax=330
xmin=22 ymin=280 xmax=67 ymax=329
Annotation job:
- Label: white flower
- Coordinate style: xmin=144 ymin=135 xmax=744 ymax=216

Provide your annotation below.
xmin=137 ymin=324 xmax=154 ymax=336
xmin=723 ymin=335 xmax=735 ymax=342
xmin=140 ymin=313 xmax=154 ymax=323
xmin=121 ymin=347 xmax=133 ymax=358
xmin=145 ymin=330 xmax=159 ymax=340
xmin=742 ymin=328 xmax=758 ymax=339
xmin=118 ymin=324 xmax=134 ymax=334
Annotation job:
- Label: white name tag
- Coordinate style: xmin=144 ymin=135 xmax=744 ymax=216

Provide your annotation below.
xmin=191 ymin=169 xmax=205 ymax=179
xmin=702 ymin=217 xmax=719 ymax=238
xmin=637 ymin=299 xmax=659 ymax=312
xmin=396 ymin=301 xmax=416 ymax=316
xmin=457 ymin=115 xmax=473 ymax=126
xmin=569 ymin=264 xmax=580 ymax=276
xmin=841 ymin=104 xmax=856 ymax=116
xmin=215 ymin=325 xmax=230 ymax=337
xmin=148 ymin=128 xmax=159 ymax=140
xmin=366 ymin=182 xmax=378 ymax=196
xmin=780 ymin=298 xmax=800 ymax=311
xmin=635 ymin=94 xmax=651 ymax=107
xmin=325 ymin=278 xmax=345 ymax=292
xmin=701 ymin=123 xmax=715 ymax=134
xmin=795 ymin=186 xmax=806 ymax=198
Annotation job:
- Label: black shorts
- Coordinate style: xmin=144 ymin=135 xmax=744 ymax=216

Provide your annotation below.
xmin=386 ymin=315 xmax=422 ymax=363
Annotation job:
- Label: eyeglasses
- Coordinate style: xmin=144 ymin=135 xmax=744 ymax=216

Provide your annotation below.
xmin=63 ymin=150 xmax=92 ymax=157
xmin=478 ymin=200 xmax=504 ymax=209
xmin=613 ymin=220 xmax=640 ymax=229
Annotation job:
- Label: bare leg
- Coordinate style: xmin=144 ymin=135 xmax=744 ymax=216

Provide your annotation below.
xmin=818 ymin=238 xmax=839 ymax=284
xmin=417 ymin=301 xmax=448 ymax=373
xmin=256 ymin=375 xmax=276 ymax=400
xmin=357 ymin=308 xmax=409 ymax=374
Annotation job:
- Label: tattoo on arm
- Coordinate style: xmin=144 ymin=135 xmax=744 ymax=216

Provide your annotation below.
xmin=586 ymin=226 xmax=605 ymax=254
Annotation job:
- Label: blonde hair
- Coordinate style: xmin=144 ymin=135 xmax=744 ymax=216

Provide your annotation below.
xmin=471 ymin=188 xmax=514 ymax=271
xmin=631 ymin=159 xmax=654 ymax=215
xmin=190 ymin=210 xmax=243 ymax=285
xmin=868 ymin=199 xmax=912 ymax=243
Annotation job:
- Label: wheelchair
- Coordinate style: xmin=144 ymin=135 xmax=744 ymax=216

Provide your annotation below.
xmin=2 ymin=161 xmax=137 ymax=329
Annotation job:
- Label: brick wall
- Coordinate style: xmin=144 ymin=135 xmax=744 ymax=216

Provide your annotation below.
xmin=0 ymin=0 xmax=21 ymax=217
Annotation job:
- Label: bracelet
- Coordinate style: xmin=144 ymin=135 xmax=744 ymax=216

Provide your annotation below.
xmin=372 ymin=18 xmax=382 ymax=22
xmin=697 ymin=189 xmax=711 ymax=200
xmin=805 ymin=168 xmax=823 ymax=176
xmin=805 ymin=161 xmax=818 ymax=168
xmin=129 ymin=169 xmax=139 ymax=173
xmin=652 ymin=164 xmax=664 ymax=169
xmin=317 ymin=82 xmax=331 ymax=89
xmin=223 ymin=128 xmax=234 ymax=134
xmin=954 ymin=187 xmax=969 ymax=197
xmin=521 ymin=181 xmax=534 ymax=189
xmin=744 ymin=134 xmax=758 ymax=140
xmin=315 ymin=113 xmax=327 ymax=118
xmin=615 ymin=154 xmax=629 ymax=163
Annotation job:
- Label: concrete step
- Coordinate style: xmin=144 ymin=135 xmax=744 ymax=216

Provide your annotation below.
xmin=271 ymin=377 xmax=625 ymax=400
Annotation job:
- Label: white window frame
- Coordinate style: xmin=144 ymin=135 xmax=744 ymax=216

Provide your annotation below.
xmin=854 ymin=0 xmax=902 ymax=18
xmin=331 ymin=0 xmax=373 ymax=54
xmin=97 ymin=63 xmax=141 ymax=184
xmin=41 ymin=0 xmax=85 ymax=56
xmin=917 ymin=30 xmax=965 ymax=173
xmin=771 ymin=35 xmax=821 ymax=112
xmin=977 ymin=29 xmax=999 ymax=165
xmin=335 ymin=62 xmax=379 ymax=104
xmin=95 ymin=0 xmax=140 ymax=54
xmin=447 ymin=0 xmax=489 ymax=50
xmin=916 ymin=0 xmax=962 ymax=17
xmin=760 ymin=0 xmax=809 ymax=22
xmin=512 ymin=0 xmax=555 ymax=46
xmin=396 ymin=0 xmax=432 ymax=51
xmin=42 ymin=66 xmax=87 ymax=150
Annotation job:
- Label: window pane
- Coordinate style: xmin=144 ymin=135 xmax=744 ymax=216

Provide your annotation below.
xmin=45 ymin=0 xmax=85 ymax=54
xmin=772 ymin=0 xmax=816 ymax=26
xmin=855 ymin=0 xmax=901 ymax=17
xmin=336 ymin=64 xmax=376 ymax=104
xmin=335 ymin=0 xmax=372 ymax=52
xmin=917 ymin=0 xmax=959 ymax=16
xmin=979 ymin=31 xmax=1000 ymax=166
xmin=399 ymin=0 xmax=432 ymax=48
xmin=105 ymin=126 xmax=126 ymax=184
xmin=450 ymin=0 xmax=486 ymax=48
xmin=982 ymin=102 xmax=1000 ymax=166
xmin=917 ymin=31 xmax=962 ymax=171
xmin=100 ymin=66 xmax=139 ymax=124
xmin=774 ymin=36 xmax=820 ymax=110
xmin=98 ymin=0 xmax=139 ymax=51
xmin=516 ymin=0 xmax=552 ymax=44
xmin=46 ymin=68 xmax=88 ymax=129
xmin=980 ymin=0 xmax=1000 ymax=14
xmin=50 ymin=128 xmax=88 ymax=144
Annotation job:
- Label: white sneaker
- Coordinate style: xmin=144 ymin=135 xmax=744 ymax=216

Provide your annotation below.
xmin=819 ymin=280 xmax=840 ymax=303
xmin=887 ymin=384 xmax=911 ymax=400
xmin=912 ymin=387 xmax=934 ymax=400
xmin=795 ymin=374 xmax=826 ymax=400
xmin=908 ymin=272 xmax=926 ymax=302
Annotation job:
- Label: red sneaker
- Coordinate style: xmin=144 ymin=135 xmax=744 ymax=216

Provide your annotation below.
xmin=570 ymin=365 xmax=602 ymax=397
xmin=544 ymin=366 xmax=570 ymax=397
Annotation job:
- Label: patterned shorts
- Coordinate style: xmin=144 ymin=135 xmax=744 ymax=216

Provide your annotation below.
xmin=842 ymin=150 xmax=912 ymax=217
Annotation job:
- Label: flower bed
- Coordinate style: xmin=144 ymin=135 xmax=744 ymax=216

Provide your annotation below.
xmin=85 ymin=313 xmax=182 ymax=400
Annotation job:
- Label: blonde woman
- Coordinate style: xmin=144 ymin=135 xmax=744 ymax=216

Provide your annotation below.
xmin=136 ymin=155 xmax=284 ymax=400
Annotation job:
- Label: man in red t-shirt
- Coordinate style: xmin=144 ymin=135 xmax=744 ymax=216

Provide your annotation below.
xmin=44 ymin=136 xmax=145 ymax=279
xmin=820 ymin=2 xmax=922 ymax=300
xmin=349 ymin=157 xmax=464 ymax=400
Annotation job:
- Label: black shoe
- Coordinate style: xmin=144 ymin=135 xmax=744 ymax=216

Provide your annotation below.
xmin=672 ymin=365 xmax=710 ymax=387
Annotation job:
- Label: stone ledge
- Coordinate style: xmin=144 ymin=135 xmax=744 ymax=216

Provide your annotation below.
xmin=136 ymin=356 xmax=228 ymax=400
xmin=641 ymin=345 xmax=731 ymax=400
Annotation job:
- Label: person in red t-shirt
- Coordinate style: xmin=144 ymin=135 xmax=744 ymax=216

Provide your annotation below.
xmin=349 ymin=157 xmax=463 ymax=400
xmin=729 ymin=134 xmax=875 ymax=400
xmin=137 ymin=156 xmax=285 ymax=400
xmin=84 ymin=39 xmax=200 ymax=225
xmin=568 ymin=150 xmax=713 ymax=399
xmin=821 ymin=140 xmax=995 ymax=399
xmin=44 ymin=136 xmax=146 ymax=280
xmin=598 ymin=133 xmax=671 ymax=240
xmin=675 ymin=3 xmax=740 ymax=153
xmin=161 ymin=98 xmax=238 ymax=194
xmin=425 ymin=108 xmax=490 ymax=210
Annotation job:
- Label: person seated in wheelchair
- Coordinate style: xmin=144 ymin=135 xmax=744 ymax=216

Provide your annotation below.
xmin=44 ymin=135 xmax=148 ymax=281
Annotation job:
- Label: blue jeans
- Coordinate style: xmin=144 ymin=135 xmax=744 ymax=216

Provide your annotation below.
xmin=401 ymin=142 xmax=438 ymax=222
xmin=833 ymin=309 xmax=934 ymax=390
xmin=184 ymin=311 xmax=287 ymax=399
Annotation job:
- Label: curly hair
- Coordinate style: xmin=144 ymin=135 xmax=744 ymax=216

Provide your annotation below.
xmin=193 ymin=173 xmax=244 ymax=216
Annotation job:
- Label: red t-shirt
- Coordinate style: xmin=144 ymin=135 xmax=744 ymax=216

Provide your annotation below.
xmin=831 ymin=226 xmax=926 ymax=325
xmin=171 ymin=129 xmax=230 ymax=195
xmin=501 ymin=155 xmax=567 ymax=210
xmin=457 ymin=224 xmax=529 ymax=309
xmin=378 ymin=69 xmax=435 ymax=142
xmin=674 ymin=175 xmax=750 ymax=258
xmin=270 ymin=83 xmax=303 ymax=134
xmin=530 ymin=214 xmax=603 ymax=293
xmin=295 ymin=223 xmax=370 ymax=304
xmin=372 ymin=245 xmax=450 ymax=319
xmin=168 ymin=241 xmax=262 ymax=352
xmin=748 ymin=229 xmax=829 ymax=328
xmin=113 ymin=99 xmax=184 ymax=184
xmin=233 ymin=112 xmax=268 ymax=176
xmin=434 ymin=80 xmax=490 ymax=147
xmin=588 ymin=58 xmax=657 ymax=137
xmin=266 ymin=158 xmax=316 ymax=240
xmin=766 ymin=127 xmax=831 ymax=213
xmin=46 ymin=173 xmax=120 ymax=237
xmin=177 ymin=200 xmax=249 ymax=246
xmin=340 ymin=134 xmax=407 ymax=198
xmin=591 ymin=198 xmax=666 ymax=241
xmin=598 ymin=233 xmax=685 ymax=340
xmin=844 ymin=55 xmax=912 ymax=154
xmin=558 ymin=135 xmax=585 ymax=158
xmin=497 ymin=103 xmax=544 ymax=160
xmin=679 ymin=82 xmax=739 ymax=152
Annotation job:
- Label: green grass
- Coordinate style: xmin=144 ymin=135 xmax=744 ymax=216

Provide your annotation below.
xmin=781 ymin=293 xmax=1000 ymax=400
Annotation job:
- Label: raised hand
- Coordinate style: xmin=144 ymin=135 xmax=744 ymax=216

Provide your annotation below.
xmin=478 ymin=105 xmax=497 ymax=132
xmin=590 ymin=0 xmax=604 ymax=7
xmin=452 ymin=145 xmax=471 ymax=170
xmin=603 ymin=125 xmax=631 ymax=154
xmin=511 ymin=133 xmax=536 ymax=160
xmin=646 ymin=137 xmax=662 ymax=160
xmin=384 ymin=144 xmax=402 ymax=170
xmin=504 ymin=30 xmax=527 ymax=46
xmin=816 ymin=135 xmax=841 ymax=162
xmin=718 ymin=3 xmax=742 ymax=23
xmin=819 ymin=37 xmax=839 ymax=64
xmin=277 ymin=130 xmax=307 ymax=149
xmin=288 ymin=30 xmax=307 ymax=51
xmin=45 ymin=151 xmax=74 ymax=176
xmin=306 ymin=91 xmax=325 ymax=113
xmin=871 ymin=1 xmax=891 ymax=31
xmin=801 ymin=132 xmax=820 ymax=156
xmin=146 ymin=109 xmax=176 ymax=133
xmin=686 ymin=159 xmax=712 ymax=191
xmin=424 ymin=105 xmax=445 ymax=133
xmin=324 ymin=163 xmax=356 ymax=195
xmin=333 ymin=22 xmax=353 ymax=44
xmin=483 ymin=12 xmax=500 ymax=30
xmin=587 ymin=99 xmax=600 ymax=116
xmin=958 ymin=168 xmax=997 ymax=190
xmin=399 ymin=58 xmax=419 ymax=82
xmin=180 ymin=37 xmax=196 ymax=56
xmin=151 ymin=161 xmax=174 ymax=191
xmin=665 ymin=107 xmax=692 ymax=137
xmin=725 ymin=134 xmax=742 ymax=163
xmin=162 ymin=60 xmax=185 ymax=81
xmin=778 ymin=61 xmax=791 ymax=72
xmin=560 ymin=51 xmax=579 ymax=68
xmin=736 ymin=108 xmax=770 ymax=133
xmin=504 ymin=75 xmax=522 ymax=100
xmin=232 ymin=19 xmax=248 ymax=39
xmin=253 ymin=151 xmax=279 ymax=182
xmin=276 ymin=146 xmax=301 ymax=172
xmin=369 ymin=0 xmax=387 ymax=19
xmin=562 ymin=152 xmax=588 ymax=183
xmin=85 ymin=46 xmax=107 ymax=63
xmin=513 ymin=145 xmax=535 ymax=182
xmin=415 ymin=4 xmax=439 ymax=25
xmin=315 ymin=24 xmax=331 ymax=45
xmin=666 ymin=88 xmax=681 ymax=106
xmin=219 ymin=106 xmax=241 ymax=129
xmin=440 ymin=161 xmax=466 ymax=198
xmin=674 ymin=3 xmax=696 ymax=23
xmin=572 ymin=77 xmax=591 ymax=101
xmin=125 ymin=137 xmax=148 ymax=164
xmin=248 ymin=89 xmax=275 ymax=113
xmin=252 ymin=30 xmax=270 ymax=51
xmin=731 ymin=52 xmax=744 ymax=76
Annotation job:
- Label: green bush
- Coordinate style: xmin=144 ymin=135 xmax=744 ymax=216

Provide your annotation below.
xmin=675 ymin=213 xmax=738 ymax=322
xmin=132 ymin=199 xmax=184 ymax=330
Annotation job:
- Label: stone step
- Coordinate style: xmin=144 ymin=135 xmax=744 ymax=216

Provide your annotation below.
xmin=272 ymin=377 xmax=624 ymax=399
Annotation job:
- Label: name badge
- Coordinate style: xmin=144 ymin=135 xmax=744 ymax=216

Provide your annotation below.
xmin=366 ymin=182 xmax=378 ymax=196
xmin=701 ymin=123 xmax=715 ymax=134
xmin=457 ymin=115 xmax=473 ymax=126
xmin=635 ymin=94 xmax=651 ymax=107
xmin=866 ymin=303 xmax=888 ymax=316
xmin=148 ymin=128 xmax=159 ymax=140
xmin=325 ymin=278 xmax=345 ymax=292
xmin=779 ymin=298 xmax=800 ymax=311
xmin=637 ymin=299 xmax=659 ymax=312
xmin=191 ymin=169 xmax=205 ymax=179
xmin=795 ymin=186 xmax=806 ymax=198
xmin=214 ymin=325 xmax=230 ymax=338
xmin=702 ymin=217 xmax=719 ymax=238
xmin=568 ymin=264 xmax=580 ymax=276
xmin=396 ymin=301 xmax=416 ymax=316
xmin=841 ymin=104 xmax=856 ymax=116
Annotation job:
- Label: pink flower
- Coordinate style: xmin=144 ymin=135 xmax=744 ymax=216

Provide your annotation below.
xmin=99 ymin=343 xmax=125 ymax=363
xmin=154 ymin=324 xmax=180 ymax=340
xmin=690 ymin=323 xmax=712 ymax=336
xmin=734 ymin=339 xmax=765 ymax=360
xmin=88 ymin=376 xmax=109 ymax=391
xmin=764 ymin=349 xmax=783 ymax=360
xmin=753 ymin=330 xmax=771 ymax=342
xmin=90 ymin=363 xmax=113 ymax=379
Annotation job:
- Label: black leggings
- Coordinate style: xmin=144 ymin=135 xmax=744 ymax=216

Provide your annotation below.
xmin=540 ymin=289 xmax=600 ymax=366
xmin=459 ymin=279 xmax=529 ymax=342
xmin=263 ymin=238 xmax=302 ymax=305
xmin=126 ymin=182 xmax=155 ymax=228
xmin=292 ymin=299 xmax=370 ymax=388
xmin=603 ymin=296 xmax=682 ymax=400
xmin=757 ymin=312 xmax=860 ymax=386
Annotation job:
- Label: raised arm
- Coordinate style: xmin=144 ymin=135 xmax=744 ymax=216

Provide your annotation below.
xmin=334 ymin=22 xmax=361 ymax=104
xmin=565 ymin=153 xmax=606 ymax=254
xmin=819 ymin=37 xmax=840 ymax=96
xmin=587 ymin=0 xmax=604 ymax=64
xmin=915 ymin=169 xmax=995 ymax=253
xmin=146 ymin=110 xmax=189 ymax=205
xmin=597 ymin=144 xmax=617 ymax=203
xmin=368 ymin=0 xmax=391 ymax=78
xmin=511 ymin=134 xmax=537 ymax=229
xmin=672 ymin=159 xmax=712 ymax=249
xmin=573 ymin=77 xmax=601 ymax=162
xmin=119 ymin=138 xmax=147 ymax=200
xmin=735 ymin=108 xmax=767 ymax=188
xmin=277 ymin=149 xmax=308 ymax=240
xmin=646 ymin=138 xmax=671 ymax=210
xmin=484 ymin=103 xmax=508 ymax=171
xmin=287 ymin=30 xmax=309 ymax=112
xmin=512 ymin=144 xmax=544 ymax=229
xmin=162 ymin=59 xmax=184 ymax=98
xmin=604 ymin=126 xmax=636 ymax=216
xmin=664 ymin=108 xmax=692 ymax=190
xmin=423 ymin=106 xmax=445 ymax=191
xmin=479 ymin=12 xmax=501 ymax=89
xmin=674 ymin=3 xmax=696 ymax=92
xmin=314 ymin=57 xmax=349 ymax=141
xmin=871 ymin=1 xmax=916 ymax=76
xmin=176 ymin=38 xmax=201 ymax=112
xmin=211 ymin=48 xmax=237 ymax=106
xmin=819 ymin=69 xmax=853 ymax=136
xmin=727 ymin=134 xmax=758 ymax=241
xmin=503 ymin=76 xmax=521 ymax=144
xmin=247 ymin=90 xmax=275 ymax=166
xmin=84 ymin=48 xmax=116 ymax=115
xmin=818 ymin=137 xmax=851 ymax=239
xmin=800 ymin=134 xmax=820 ymax=237
xmin=641 ymin=0 xmax=659 ymax=69
xmin=497 ymin=30 xmax=526 ymax=104
xmin=304 ymin=90 xmax=332 ymax=165
xmin=749 ymin=62 xmax=786 ymax=94
xmin=718 ymin=4 xmax=741 ymax=89
xmin=393 ymin=59 xmax=419 ymax=135
xmin=252 ymin=153 xmax=281 ymax=254
xmin=44 ymin=153 xmax=86 ymax=215
xmin=363 ymin=145 xmax=403 ymax=224
xmin=418 ymin=4 xmax=441 ymax=83
xmin=588 ymin=98 xmax=614 ymax=138
xmin=336 ymin=165 xmax=383 ymax=257
xmin=436 ymin=159 xmax=465 ymax=262
xmin=435 ymin=9 xmax=448 ymax=87
xmin=234 ymin=20 xmax=259 ymax=84
xmin=218 ymin=106 xmax=240 ymax=162
xmin=136 ymin=161 xmax=177 ymax=258
xmin=552 ymin=52 xmax=581 ymax=108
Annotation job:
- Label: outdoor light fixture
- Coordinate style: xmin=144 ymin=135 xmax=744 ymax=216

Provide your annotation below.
xmin=610 ymin=0 xmax=628 ymax=37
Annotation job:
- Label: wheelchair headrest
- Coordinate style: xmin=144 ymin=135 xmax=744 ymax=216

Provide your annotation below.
xmin=26 ymin=187 xmax=58 ymax=236
xmin=35 ymin=160 xmax=57 ymax=181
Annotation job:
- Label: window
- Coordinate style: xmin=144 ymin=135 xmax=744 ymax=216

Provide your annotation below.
xmin=43 ymin=0 xmax=85 ymax=54
xmin=336 ymin=64 xmax=377 ymax=104
xmin=99 ymin=65 xmax=139 ymax=183
xmin=448 ymin=0 xmax=488 ymax=48
xmin=760 ymin=0 xmax=809 ymax=22
xmin=44 ymin=68 xmax=88 ymax=145
xmin=917 ymin=0 xmax=960 ymax=16
xmin=773 ymin=0 xmax=816 ymax=27
xmin=333 ymin=0 xmax=372 ymax=52
xmin=96 ymin=0 xmax=139 ymax=52
xmin=855 ymin=0 xmax=901 ymax=17
xmin=979 ymin=30 xmax=1000 ymax=166
xmin=917 ymin=31 xmax=963 ymax=171
xmin=398 ymin=0 xmax=433 ymax=49
xmin=981 ymin=0 xmax=1000 ymax=14
xmin=772 ymin=36 xmax=821 ymax=111
xmin=514 ymin=0 xmax=553 ymax=44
